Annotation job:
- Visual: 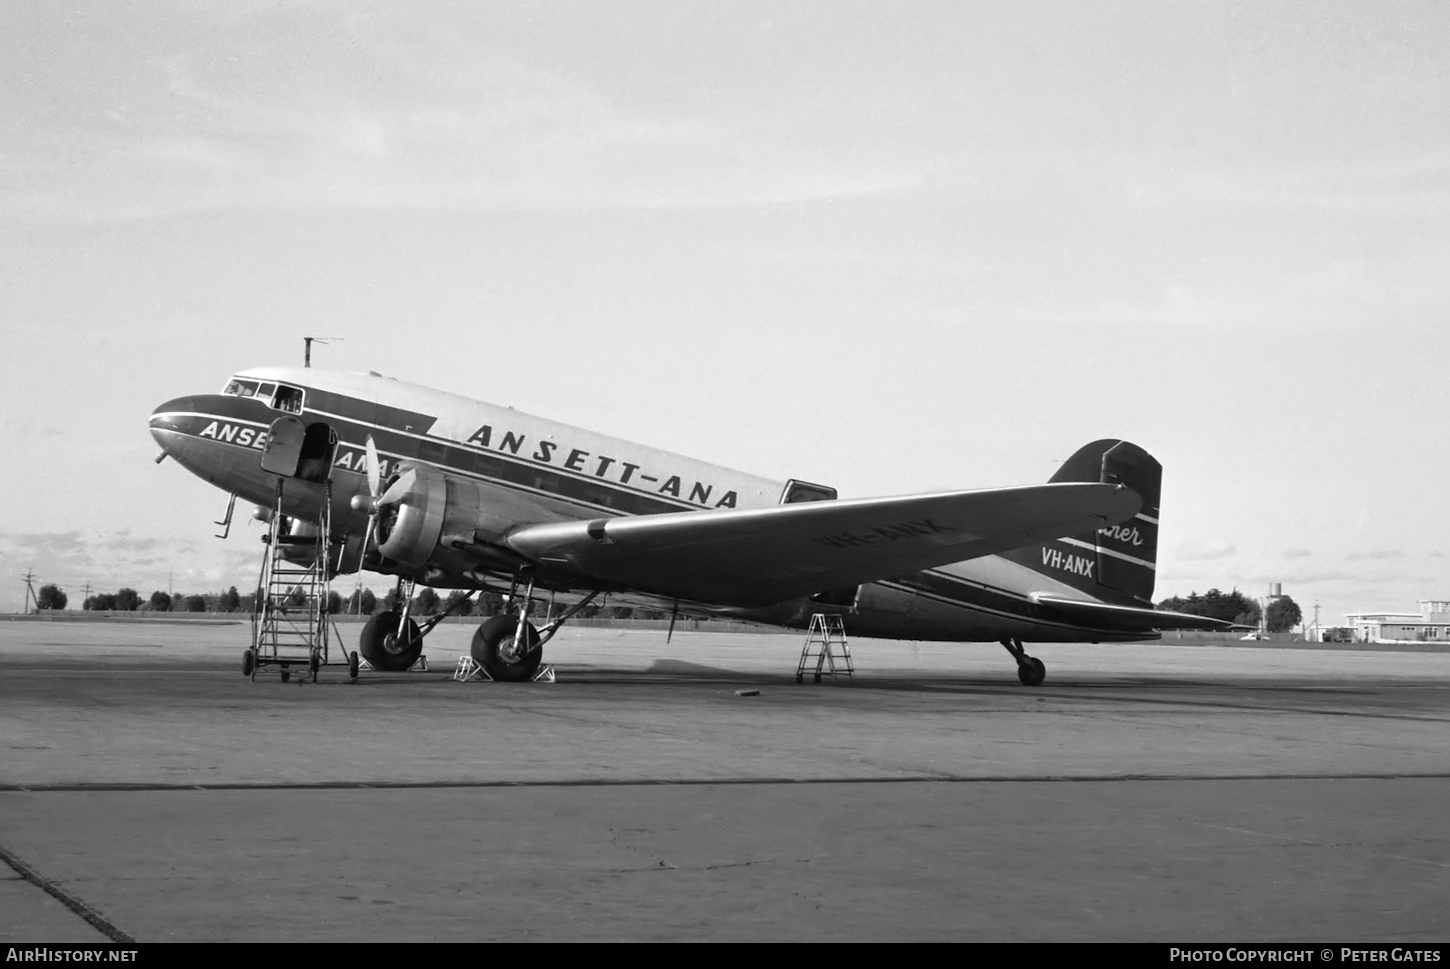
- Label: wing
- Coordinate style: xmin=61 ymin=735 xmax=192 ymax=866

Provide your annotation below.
xmin=506 ymin=483 xmax=1140 ymax=608
xmin=1030 ymin=593 xmax=1243 ymax=632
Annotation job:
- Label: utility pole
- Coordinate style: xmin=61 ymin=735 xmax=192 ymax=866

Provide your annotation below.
xmin=21 ymin=569 xmax=38 ymax=615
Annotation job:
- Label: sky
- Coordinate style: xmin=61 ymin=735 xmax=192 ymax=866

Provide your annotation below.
xmin=2 ymin=1 xmax=1447 ymax=625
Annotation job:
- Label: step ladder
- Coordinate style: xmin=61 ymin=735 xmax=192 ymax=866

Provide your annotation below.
xmin=249 ymin=480 xmax=336 ymax=682
xmin=796 ymin=613 xmax=854 ymax=683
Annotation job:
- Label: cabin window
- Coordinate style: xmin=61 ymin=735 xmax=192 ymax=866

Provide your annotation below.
xmin=272 ymin=385 xmax=305 ymax=414
xmin=223 ymin=379 xmax=260 ymax=397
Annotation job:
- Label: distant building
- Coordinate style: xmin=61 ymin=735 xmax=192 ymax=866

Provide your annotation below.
xmin=1344 ymin=601 xmax=1450 ymax=643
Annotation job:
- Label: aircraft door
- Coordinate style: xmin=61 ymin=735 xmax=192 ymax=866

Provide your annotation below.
xmin=260 ymin=416 xmax=306 ymax=476
xmin=260 ymin=417 xmax=338 ymax=482
xmin=297 ymin=422 xmax=338 ymax=483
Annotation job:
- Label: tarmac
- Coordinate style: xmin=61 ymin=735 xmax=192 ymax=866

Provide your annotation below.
xmin=1 ymin=617 xmax=1447 ymax=942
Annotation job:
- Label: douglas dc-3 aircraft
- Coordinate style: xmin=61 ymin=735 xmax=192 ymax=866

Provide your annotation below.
xmin=149 ymin=367 xmax=1232 ymax=685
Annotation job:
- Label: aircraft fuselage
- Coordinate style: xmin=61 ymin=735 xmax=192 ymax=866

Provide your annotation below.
xmin=150 ymin=367 xmax=1158 ymax=645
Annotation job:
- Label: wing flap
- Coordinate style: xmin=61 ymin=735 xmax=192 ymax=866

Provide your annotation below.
xmin=1030 ymin=593 xmax=1241 ymax=632
xmin=506 ymin=483 xmax=1140 ymax=608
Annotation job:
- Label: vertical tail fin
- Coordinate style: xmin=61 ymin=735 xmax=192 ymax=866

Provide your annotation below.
xmin=1001 ymin=440 xmax=1160 ymax=606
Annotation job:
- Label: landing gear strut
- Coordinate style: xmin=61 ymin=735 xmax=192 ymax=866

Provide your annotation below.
xmin=360 ymin=609 xmax=422 ymax=671
xmin=357 ymin=577 xmax=475 ymax=673
xmin=468 ymin=575 xmax=600 ymax=682
xmin=471 ymin=614 xmax=542 ymax=682
xmin=1001 ymin=638 xmax=1046 ymax=686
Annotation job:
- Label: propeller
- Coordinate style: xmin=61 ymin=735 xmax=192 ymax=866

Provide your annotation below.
xmin=349 ymin=435 xmax=413 ymax=557
xmin=365 ymin=433 xmax=381 ymax=503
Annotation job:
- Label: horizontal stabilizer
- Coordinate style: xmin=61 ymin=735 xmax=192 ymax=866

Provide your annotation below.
xmin=1030 ymin=593 xmax=1241 ymax=632
xmin=506 ymin=482 xmax=1140 ymax=608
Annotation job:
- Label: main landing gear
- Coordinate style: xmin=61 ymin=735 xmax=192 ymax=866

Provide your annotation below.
xmin=1000 ymin=638 xmax=1046 ymax=686
xmin=359 ymin=609 xmax=422 ymax=672
xmin=356 ymin=572 xmax=601 ymax=682
xmin=467 ymin=575 xmax=600 ymax=682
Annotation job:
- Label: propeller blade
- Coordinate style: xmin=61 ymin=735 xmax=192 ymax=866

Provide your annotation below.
xmin=361 ymin=515 xmax=377 ymax=557
xmin=365 ymin=435 xmax=381 ymax=498
xmin=377 ymin=468 xmax=416 ymax=507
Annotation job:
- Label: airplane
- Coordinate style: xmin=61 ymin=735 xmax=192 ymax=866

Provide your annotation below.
xmin=148 ymin=366 xmax=1234 ymax=685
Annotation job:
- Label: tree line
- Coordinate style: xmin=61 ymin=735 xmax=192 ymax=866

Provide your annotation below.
xmin=41 ymin=580 xmax=1302 ymax=629
xmin=34 ymin=583 xmax=670 ymax=620
xmin=1157 ymin=588 xmax=1303 ymax=632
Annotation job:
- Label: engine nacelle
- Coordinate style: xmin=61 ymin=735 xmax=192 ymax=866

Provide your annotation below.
xmin=373 ymin=463 xmax=543 ymax=575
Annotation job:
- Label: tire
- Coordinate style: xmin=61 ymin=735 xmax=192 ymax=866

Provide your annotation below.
xmin=281 ymin=668 xmax=291 ymax=683
xmin=309 ymin=650 xmax=320 ymax=683
xmin=348 ymin=650 xmax=360 ymax=680
xmin=1017 ymin=657 xmax=1046 ymax=687
xmin=470 ymin=614 xmax=542 ymax=682
xmin=242 ymin=648 xmax=254 ymax=677
xmin=359 ymin=610 xmax=423 ymax=672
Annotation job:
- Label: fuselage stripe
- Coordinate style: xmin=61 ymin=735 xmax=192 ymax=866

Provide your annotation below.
xmin=1058 ymin=537 xmax=1157 ymax=570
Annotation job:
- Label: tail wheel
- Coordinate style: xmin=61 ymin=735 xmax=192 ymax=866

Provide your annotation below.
xmin=1017 ymin=657 xmax=1046 ymax=687
xmin=242 ymin=648 xmax=255 ymax=678
xmin=360 ymin=610 xmax=423 ymax=671
xmin=471 ymin=614 xmax=542 ymax=682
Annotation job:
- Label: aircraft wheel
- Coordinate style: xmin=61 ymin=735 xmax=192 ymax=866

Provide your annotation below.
xmin=309 ymin=650 xmax=320 ymax=683
xmin=281 ymin=668 xmax=291 ymax=683
xmin=360 ymin=611 xmax=423 ymax=672
xmin=471 ymin=615 xmax=542 ymax=682
xmin=1017 ymin=657 xmax=1046 ymax=687
xmin=348 ymin=650 xmax=360 ymax=680
xmin=242 ymin=649 xmax=254 ymax=678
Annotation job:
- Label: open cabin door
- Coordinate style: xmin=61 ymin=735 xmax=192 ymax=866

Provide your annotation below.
xmin=260 ymin=417 xmax=337 ymax=483
xmin=260 ymin=416 xmax=306 ymax=477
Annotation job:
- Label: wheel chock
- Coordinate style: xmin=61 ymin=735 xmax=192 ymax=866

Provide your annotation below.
xmin=453 ymin=656 xmax=493 ymax=682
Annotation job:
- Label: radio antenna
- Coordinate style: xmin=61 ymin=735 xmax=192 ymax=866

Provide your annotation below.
xmin=303 ymin=336 xmax=344 ymax=368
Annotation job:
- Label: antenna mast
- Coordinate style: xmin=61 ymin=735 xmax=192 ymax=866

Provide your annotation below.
xmin=303 ymin=336 xmax=344 ymax=368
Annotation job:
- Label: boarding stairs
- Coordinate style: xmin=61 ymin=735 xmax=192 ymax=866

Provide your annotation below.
xmin=249 ymin=480 xmax=336 ymax=682
xmin=796 ymin=613 xmax=854 ymax=683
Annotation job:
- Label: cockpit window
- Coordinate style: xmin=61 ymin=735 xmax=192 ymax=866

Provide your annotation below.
xmin=272 ymin=385 xmax=304 ymax=414
xmin=223 ymin=379 xmax=260 ymax=397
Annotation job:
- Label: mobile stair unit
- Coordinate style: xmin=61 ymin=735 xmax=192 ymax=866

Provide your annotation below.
xmin=245 ymin=479 xmax=340 ymax=683
xmin=796 ymin=613 xmax=854 ymax=683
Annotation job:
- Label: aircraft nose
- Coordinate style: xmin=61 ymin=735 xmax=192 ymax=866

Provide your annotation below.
xmin=149 ymin=396 xmax=194 ymax=450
